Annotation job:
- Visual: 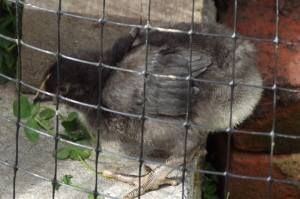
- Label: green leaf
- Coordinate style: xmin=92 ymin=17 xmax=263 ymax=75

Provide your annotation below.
xmin=5 ymin=53 xmax=14 ymax=68
xmin=61 ymin=120 xmax=77 ymax=132
xmin=0 ymin=15 xmax=14 ymax=28
xmin=13 ymin=96 xmax=32 ymax=119
xmin=226 ymin=192 xmax=230 ymax=199
xmin=202 ymin=162 xmax=220 ymax=199
xmin=40 ymin=119 xmax=54 ymax=130
xmin=203 ymin=162 xmax=216 ymax=171
xmin=0 ymin=27 xmax=14 ymax=37
xmin=210 ymin=174 xmax=219 ymax=183
xmin=0 ymin=55 xmax=3 ymax=65
xmin=30 ymin=102 xmax=40 ymax=118
xmin=0 ymin=37 xmax=13 ymax=49
xmin=55 ymin=175 xmax=73 ymax=190
xmin=88 ymin=194 xmax=105 ymax=199
xmin=69 ymin=149 xmax=91 ymax=161
xmin=203 ymin=193 xmax=220 ymax=199
xmin=206 ymin=183 xmax=217 ymax=195
xmin=61 ymin=112 xmax=79 ymax=132
xmin=72 ymin=131 xmax=90 ymax=141
xmin=24 ymin=118 xmax=40 ymax=143
xmin=1 ymin=65 xmax=15 ymax=78
xmin=0 ymin=0 xmax=22 ymax=82
xmin=69 ymin=141 xmax=91 ymax=161
xmin=66 ymin=112 xmax=79 ymax=121
xmin=3 ymin=0 xmax=14 ymax=8
xmin=0 ymin=75 xmax=8 ymax=84
xmin=76 ymin=140 xmax=91 ymax=147
xmin=59 ymin=131 xmax=90 ymax=142
xmin=61 ymin=175 xmax=73 ymax=185
xmin=39 ymin=108 xmax=55 ymax=120
xmin=0 ymin=48 xmax=6 ymax=55
xmin=53 ymin=148 xmax=71 ymax=160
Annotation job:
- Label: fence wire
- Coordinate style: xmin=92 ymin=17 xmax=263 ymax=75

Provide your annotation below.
xmin=1 ymin=0 xmax=300 ymax=199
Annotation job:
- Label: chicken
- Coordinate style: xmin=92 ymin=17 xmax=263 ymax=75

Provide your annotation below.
xmin=34 ymin=23 xmax=263 ymax=199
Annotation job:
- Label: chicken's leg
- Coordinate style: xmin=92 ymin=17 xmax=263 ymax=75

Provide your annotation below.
xmin=102 ymin=156 xmax=184 ymax=199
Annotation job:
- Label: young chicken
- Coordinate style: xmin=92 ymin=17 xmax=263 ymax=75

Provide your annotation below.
xmin=34 ymin=23 xmax=263 ymax=199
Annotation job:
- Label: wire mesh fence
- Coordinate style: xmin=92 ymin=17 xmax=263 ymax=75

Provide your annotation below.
xmin=1 ymin=0 xmax=300 ymax=199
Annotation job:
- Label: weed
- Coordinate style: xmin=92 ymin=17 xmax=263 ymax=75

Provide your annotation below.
xmin=0 ymin=1 xmax=23 ymax=83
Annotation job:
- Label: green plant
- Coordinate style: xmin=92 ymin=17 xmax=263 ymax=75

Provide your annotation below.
xmin=12 ymin=96 xmax=94 ymax=160
xmin=0 ymin=0 xmax=23 ymax=83
xmin=55 ymin=175 xmax=104 ymax=199
xmin=12 ymin=95 xmax=110 ymax=198
xmin=226 ymin=192 xmax=230 ymax=199
xmin=202 ymin=162 xmax=220 ymax=199
xmin=13 ymin=95 xmax=107 ymax=198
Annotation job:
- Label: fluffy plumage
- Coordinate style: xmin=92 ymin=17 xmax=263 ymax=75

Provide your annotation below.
xmin=34 ymin=23 xmax=263 ymax=199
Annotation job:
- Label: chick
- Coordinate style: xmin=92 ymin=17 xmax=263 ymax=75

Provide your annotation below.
xmin=34 ymin=23 xmax=263 ymax=199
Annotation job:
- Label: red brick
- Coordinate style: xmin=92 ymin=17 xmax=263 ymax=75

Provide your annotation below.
xmin=226 ymin=149 xmax=300 ymax=199
xmin=218 ymin=0 xmax=300 ymax=154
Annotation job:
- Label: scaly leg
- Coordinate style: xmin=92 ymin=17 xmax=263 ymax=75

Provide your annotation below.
xmin=102 ymin=156 xmax=184 ymax=199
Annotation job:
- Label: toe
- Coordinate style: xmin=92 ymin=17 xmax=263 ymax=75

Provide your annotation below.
xmin=102 ymin=170 xmax=138 ymax=185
